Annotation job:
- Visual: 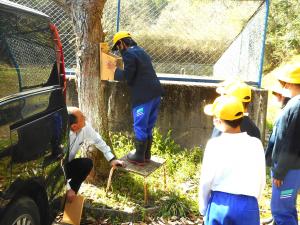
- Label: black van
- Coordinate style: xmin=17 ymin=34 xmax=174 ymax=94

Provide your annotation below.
xmin=0 ymin=1 xmax=69 ymax=224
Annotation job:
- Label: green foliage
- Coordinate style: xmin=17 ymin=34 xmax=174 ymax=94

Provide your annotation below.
xmin=84 ymin=128 xmax=297 ymax=222
xmin=152 ymin=129 xmax=202 ymax=178
xmin=110 ymin=132 xmax=134 ymax=158
xmin=158 ymin=193 xmax=191 ymax=218
xmin=105 ymin=129 xmax=201 ymax=216
xmin=266 ymin=120 xmax=274 ymax=132
xmin=152 ymin=129 xmax=181 ymax=155
xmin=264 ymin=0 xmax=300 ymax=73
xmin=112 ymin=128 xmax=202 ymax=177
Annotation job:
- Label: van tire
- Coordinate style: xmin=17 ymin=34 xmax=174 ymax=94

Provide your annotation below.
xmin=0 ymin=197 xmax=40 ymax=225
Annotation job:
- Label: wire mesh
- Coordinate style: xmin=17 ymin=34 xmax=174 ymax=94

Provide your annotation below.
xmin=103 ymin=0 xmax=266 ymax=80
xmin=1 ymin=7 xmax=57 ymax=91
xmin=5 ymin=36 xmax=56 ymax=89
xmin=11 ymin=0 xmax=76 ymax=69
xmin=10 ymin=0 xmax=266 ymax=82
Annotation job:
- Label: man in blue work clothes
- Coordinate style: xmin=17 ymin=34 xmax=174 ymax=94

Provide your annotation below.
xmin=108 ymin=31 xmax=163 ymax=166
xmin=265 ymin=60 xmax=300 ymax=225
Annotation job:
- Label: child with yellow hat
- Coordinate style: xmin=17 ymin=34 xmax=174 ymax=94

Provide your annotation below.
xmin=199 ymin=95 xmax=266 ymax=225
xmin=265 ymin=60 xmax=300 ymax=225
xmin=211 ymin=80 xmax=261 ymax=139
xmin=270 ymin=80 xmax=290 ymax=109
xmin=108 ymin=31 xmax=164 ymax=165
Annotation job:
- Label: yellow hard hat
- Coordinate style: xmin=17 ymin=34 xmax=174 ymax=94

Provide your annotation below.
xmin=274 ymin=63 xmax=300 ymax=84
xmin=224 ymin=82 xmax=252 ymax=103
xmin=204 ymin=95 xmax=244 ymax=120
xmin=112 ymin=31 xmax=131 ymax=50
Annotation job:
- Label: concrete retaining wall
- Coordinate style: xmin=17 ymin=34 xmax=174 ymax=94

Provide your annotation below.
xmin=66 ymin=79 xmax=268 ymax=149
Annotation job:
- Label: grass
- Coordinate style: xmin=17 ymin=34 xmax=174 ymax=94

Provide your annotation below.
xmin=80 ymin=129 xmax=201 ymax=221
xmin=79 ymin=128 xmax=300 ymax=223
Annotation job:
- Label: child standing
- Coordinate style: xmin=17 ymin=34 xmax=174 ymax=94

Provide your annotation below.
xmin=211 ymin=81 xmax=261 ymax=139
xmin=199 ymin=95 xmax=266 ymax=225
xmin=265 ymin=61 xmax=300 ymax=225
xmin=108 ymin=31 xmax=164 ymax=165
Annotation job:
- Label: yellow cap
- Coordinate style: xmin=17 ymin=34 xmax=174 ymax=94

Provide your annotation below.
xmin=223 ymin=82 xmax=252 ymax=102
xmin=112 ymin=31 xmax=131 ymax=50
xmin=216 ymin=78 xmax=243 ymax=94
xmin=204 ymin=95 xmax=244 ymax=120
xmin=274 ymin=62 xmax=300 ymax=84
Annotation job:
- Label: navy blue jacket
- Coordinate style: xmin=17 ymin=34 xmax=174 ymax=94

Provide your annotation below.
xmin=265 ymin=95 xmax=300 ymax=180
xmin=211 ymin=116 xmax=261 ymax=139
xmin=114 ymin=46 xmax=163 ymax=107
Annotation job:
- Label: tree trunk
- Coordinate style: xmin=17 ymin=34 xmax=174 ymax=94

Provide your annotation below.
xmin=54 ymin=0 xmax=113 ymax=181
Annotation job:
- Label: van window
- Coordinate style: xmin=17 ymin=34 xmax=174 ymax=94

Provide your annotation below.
xmin=0 ymin=9 xmax=58 ymax=99
xmin=0 ymin=44 xmax=19 ymax=99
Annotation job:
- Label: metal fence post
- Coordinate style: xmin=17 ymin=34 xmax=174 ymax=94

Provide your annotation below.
xmin=258 ymin=0 xmax=270 ymax=88
xmin=116 ymin=0 xmax=121 ymax=32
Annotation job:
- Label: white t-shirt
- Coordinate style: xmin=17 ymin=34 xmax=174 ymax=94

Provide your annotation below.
xmin=68 ymin=122 xmax=115 ymax=162
xmin=198 ymin=132 xmax=266 ymax=215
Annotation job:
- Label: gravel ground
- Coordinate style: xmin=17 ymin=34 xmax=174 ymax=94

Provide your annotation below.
xmin=53 ymin=212 xmax=204 ymax=225
xmin=80 ymin=215 xmax=204 ymax=225
xmin=54 ymin=213 xmax=276 ymax=225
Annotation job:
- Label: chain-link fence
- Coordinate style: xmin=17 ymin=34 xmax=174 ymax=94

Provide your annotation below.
xmin=1 ymin=6 xmax=57 ymax=92
xmin=10 ymin=0 xmax=267 ymax=83
xmin=11 ymin=0 xmax=76 ymax=69
xmin=5 ymin=35 xmax=56 ymax=89
xmin=103 ymin=0 xmax=267 ymax=81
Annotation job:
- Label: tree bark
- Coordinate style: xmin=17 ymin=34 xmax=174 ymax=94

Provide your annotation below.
xmin=54 ymin=0 xmax=113 ymax=180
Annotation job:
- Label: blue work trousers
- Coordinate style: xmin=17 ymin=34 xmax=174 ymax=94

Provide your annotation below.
xmin=205 ymin=191 xmax=260 ymax=225
xmin=132 ymin=97 xmax=161 ymax=141
xmin=271 ymin=169 xmax=300 ymax=225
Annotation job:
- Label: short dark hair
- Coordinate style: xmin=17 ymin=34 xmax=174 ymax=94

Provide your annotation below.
xmin=120 ymin=37 xmax=137 ymax=47
xmin=68 ymin=113 xmax=77 ymax=126
xmin=223 ymin=117 xmax=243 ymax=128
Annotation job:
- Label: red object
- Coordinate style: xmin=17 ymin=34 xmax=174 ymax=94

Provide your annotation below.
xmin=49 ymin=23 xmax=67 ymax=101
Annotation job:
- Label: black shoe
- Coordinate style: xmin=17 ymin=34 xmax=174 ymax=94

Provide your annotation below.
xmin=127 ymin=140 xmax=147 ymax=166
xmin=145 ymin=137 xmax=152 ymax=162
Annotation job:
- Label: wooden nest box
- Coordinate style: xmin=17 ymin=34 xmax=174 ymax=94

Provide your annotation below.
xmin=100 ymin=42 xmax=123 ymax=80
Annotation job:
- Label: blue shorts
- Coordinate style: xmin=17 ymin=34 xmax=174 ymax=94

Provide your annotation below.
xmin=205 ymin=191 xmax=260 ymax=225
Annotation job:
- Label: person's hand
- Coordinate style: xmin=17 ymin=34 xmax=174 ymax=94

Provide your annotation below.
xmin=106 ymin=61 xmax=117 ymax=70
xmin=273 ymin=178 xmax=283 ymax=187
xmin=110 ymin=159 xmax=126 ymax=168
xmin=66 ymin=189 xmax=76 ymax=203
